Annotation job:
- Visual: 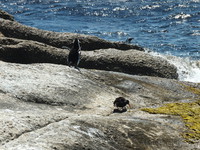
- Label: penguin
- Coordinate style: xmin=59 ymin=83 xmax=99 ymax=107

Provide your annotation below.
xmin=67 ymin=38 xmax=81 ymax=69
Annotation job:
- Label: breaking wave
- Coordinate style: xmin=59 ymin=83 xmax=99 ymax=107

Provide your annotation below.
xmin=150 ymin=51 xmax=200 ymax=83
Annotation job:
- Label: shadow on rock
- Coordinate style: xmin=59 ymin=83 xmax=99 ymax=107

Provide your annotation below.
xmin=113 ymin=108 xmax=127 ymax=113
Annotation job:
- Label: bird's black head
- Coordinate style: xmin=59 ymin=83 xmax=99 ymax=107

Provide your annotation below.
xmin=114 ymin=97 xmax=129 ymax=104
xmin=125 ymin=37 xmax=134 ymax=43
xmin=73 ymin=38 xmax=81 ymax=50
xmin=113 ymin=97 xmax=130 ymax=108
xmin=125 ymin=99 xmax=129 ymax=105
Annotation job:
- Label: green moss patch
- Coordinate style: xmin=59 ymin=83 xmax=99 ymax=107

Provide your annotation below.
xmin=180 ymin=83 xmax=200 ymax=96
xmin=142 ymin=84 xmax=200 ymax=143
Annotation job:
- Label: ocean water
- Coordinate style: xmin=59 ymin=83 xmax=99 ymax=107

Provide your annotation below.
xmin=1 ymin=0 xmax=200 ymax=82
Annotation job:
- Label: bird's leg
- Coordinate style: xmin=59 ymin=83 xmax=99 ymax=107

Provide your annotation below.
xmin=75 ymin=66 xmax=81 ymax=72
xmin=68 ymin=62 xmax=72 ymax=67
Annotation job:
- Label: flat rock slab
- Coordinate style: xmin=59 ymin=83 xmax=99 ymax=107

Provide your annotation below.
xmin=0 ymin=61 xmax=118 ymax=112
xmin=0 ymin=61 xmax=199 ymax=149
xmin=0 ymin=115 xmax=191 ymax=150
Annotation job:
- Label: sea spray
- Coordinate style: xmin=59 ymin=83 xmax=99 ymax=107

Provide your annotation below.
xmin=148 ymin=51 xmax=200 ymax=83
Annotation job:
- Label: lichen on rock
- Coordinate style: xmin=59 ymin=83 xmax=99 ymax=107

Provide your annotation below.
xmin=142 ymin=84 xmax=200 ymax=143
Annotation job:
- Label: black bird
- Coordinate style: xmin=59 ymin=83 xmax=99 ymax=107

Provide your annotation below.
xmin=113 ymin=97 xmax=131 ymax=110
xmin=125 ymin=37 xmax=134 ymax=44
xmin=68 ymin=38 xmax=81 ymax=69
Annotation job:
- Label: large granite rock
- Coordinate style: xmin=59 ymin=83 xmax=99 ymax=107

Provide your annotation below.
xmin=0 ymin=61 xmax=199 ymax=149
xmin=0 ymin=19 xmax=143 ymax=51
xmin=81 ymin=48 xmax=178 ymax=79
xmin=0 ymin=37 xmax=178 ymax=79
xmin=0 ymin=37 xmax=67 ymax=64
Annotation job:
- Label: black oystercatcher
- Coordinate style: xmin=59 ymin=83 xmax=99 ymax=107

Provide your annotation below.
xmin=125 ymin=37 xmax=134 ymax=44
xmin=113 ymin=97 xmax=131 ymax=111
xmin=68 ymin=38 xmax=81 ymax=69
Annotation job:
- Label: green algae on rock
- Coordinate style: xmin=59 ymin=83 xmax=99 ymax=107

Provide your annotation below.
xmin=142 ymin=102 xmax=200 ymax=143
xmin=180 ymin=83 xmax=200 ymax=96
xmin=142 ymin=84 xmax=200 ymax=143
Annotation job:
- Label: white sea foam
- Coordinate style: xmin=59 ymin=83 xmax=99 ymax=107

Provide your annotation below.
xmin=174 ymin=13 xmax=191 ymax=19
xmin=113 ymin=7 xmax=127 ymax=11
xmin=192 ymin=30 xmax=200 ymax=36
xmin=191 ymin=0 xmax=200 ymax=2
xmin=141 ymin=5 xmax=160 ymax=10
xmin=149 ymin=51 xmax=200 ymax=83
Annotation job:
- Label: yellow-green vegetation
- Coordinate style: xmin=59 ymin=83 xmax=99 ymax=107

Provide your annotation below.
xmin=181 ymin=83 xmax=200 ymax=96
xmin=142 ymin=84 xmax=200 ymax=143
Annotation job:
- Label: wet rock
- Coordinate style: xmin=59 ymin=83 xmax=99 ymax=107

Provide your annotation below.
xmin=81 ymin=49 xmax=178 ymax=79
xmin=0 ymin=19 xmax=144 ymax=51
xmin=0 ymin=37 xmax=178 ymax=79
xmin=0 ymin=37 xmax=67 ymax=64
xmin=0 ymin=10 xmax=14 ymax=21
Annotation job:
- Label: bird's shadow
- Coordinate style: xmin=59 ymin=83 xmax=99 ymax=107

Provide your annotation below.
xmin=113 ymin=108 xmax=127 ymax=113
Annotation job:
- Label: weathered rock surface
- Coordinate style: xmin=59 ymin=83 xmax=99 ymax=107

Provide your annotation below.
xmin=0 ymin=37 xmax=67 ymax=64
xmin=0 ymin=10 xmax=15 ymax=21
xmin=81 ymin=48 xmax=178 ymax=79
xmin=0 ymin=19 xmax=144 ymax=51
xmin=0 ymin=61 xmax=199 ymax=149
xmin=0 ymin=37 xmax=178 ymax=79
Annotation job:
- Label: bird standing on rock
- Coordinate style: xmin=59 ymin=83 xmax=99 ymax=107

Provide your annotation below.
xmin=125 ymin=37 xmax=134 ymax=44
xmin=68 ymin=38 xmax=81 ymax=69
xmin=113 ymin=97 xmax=131 ymax=111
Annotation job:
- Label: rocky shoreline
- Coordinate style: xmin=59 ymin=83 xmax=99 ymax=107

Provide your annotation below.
xmin=0 ymin=10 xmax=199 ymax=149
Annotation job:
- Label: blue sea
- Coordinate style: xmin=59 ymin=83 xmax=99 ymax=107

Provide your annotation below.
xmin=1 ymin=0 xmax=200 ymax=82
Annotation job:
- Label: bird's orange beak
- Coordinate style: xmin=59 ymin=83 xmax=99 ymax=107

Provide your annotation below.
xmin=128 ymin=103 xmax=131 ymax=108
